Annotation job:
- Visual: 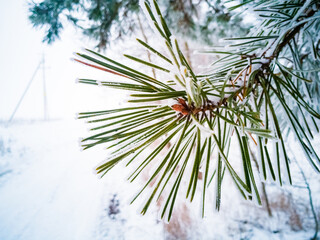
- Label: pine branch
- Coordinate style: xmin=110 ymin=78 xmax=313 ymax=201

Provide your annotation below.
xmin=263 ymin=4 xmax=319 ymax=62
xmin=75 ymin=0 xmax=320 ymax=220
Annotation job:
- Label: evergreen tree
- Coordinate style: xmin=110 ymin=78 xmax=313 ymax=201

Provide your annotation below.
xmin=74 ymin=0 xmax=320 ymax=221
xmin=28 ymin=0 xmax=246 ymax=49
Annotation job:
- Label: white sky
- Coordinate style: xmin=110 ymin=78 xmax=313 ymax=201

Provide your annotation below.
xmin=0 ymin=0 xmax=129 ymax=122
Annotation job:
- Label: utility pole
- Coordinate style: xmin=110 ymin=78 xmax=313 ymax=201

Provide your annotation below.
xmin=8 ymin=61 xmax=42 ymax=124
xmin=8 ymin=55 xmax=48 ymax=125
xmin=42 ymin=54 xmax=48 ymax=120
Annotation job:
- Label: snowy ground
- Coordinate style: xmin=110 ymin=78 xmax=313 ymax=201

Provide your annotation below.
xmin=0 ymin=120 xmax=319 ymax=240
xmin=0 ymin=120 xmax=103 ymax=240
xmin=0 ymin=120 xmax=165 ymax=240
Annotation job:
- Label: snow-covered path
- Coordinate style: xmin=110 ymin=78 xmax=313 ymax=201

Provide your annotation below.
xmin=0 ymin=120 xmax=104 ymax=240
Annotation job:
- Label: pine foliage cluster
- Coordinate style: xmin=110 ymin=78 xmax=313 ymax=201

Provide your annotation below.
xmin=28 ymin=0 xmax=246 ymax=49
xmin=71 ymin=0 xmax=320 ymax=221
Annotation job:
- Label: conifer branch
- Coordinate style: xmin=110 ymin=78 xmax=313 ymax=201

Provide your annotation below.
xmin=75 ymin=0 xmax=320 ymax=220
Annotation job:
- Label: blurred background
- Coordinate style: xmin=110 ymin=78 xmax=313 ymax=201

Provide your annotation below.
xmin=0 ymin=1 xmax=319 ymax=239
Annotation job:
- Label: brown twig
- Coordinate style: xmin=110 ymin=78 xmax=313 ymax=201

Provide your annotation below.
xmin=294 ymin=159 xmax=319 ymax=240
xmin=74 ymin=59 xmax=128 ymax=78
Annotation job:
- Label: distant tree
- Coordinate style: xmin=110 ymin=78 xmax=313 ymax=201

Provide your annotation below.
xmin=28 ymin=0 xmax=247 ymax=49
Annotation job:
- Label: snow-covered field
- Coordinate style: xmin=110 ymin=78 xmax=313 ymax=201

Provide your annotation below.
xmin=0 ymin=120 xmax=319 ymax=240
xmin=0 ymin=120 xmax=165 ymax=240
